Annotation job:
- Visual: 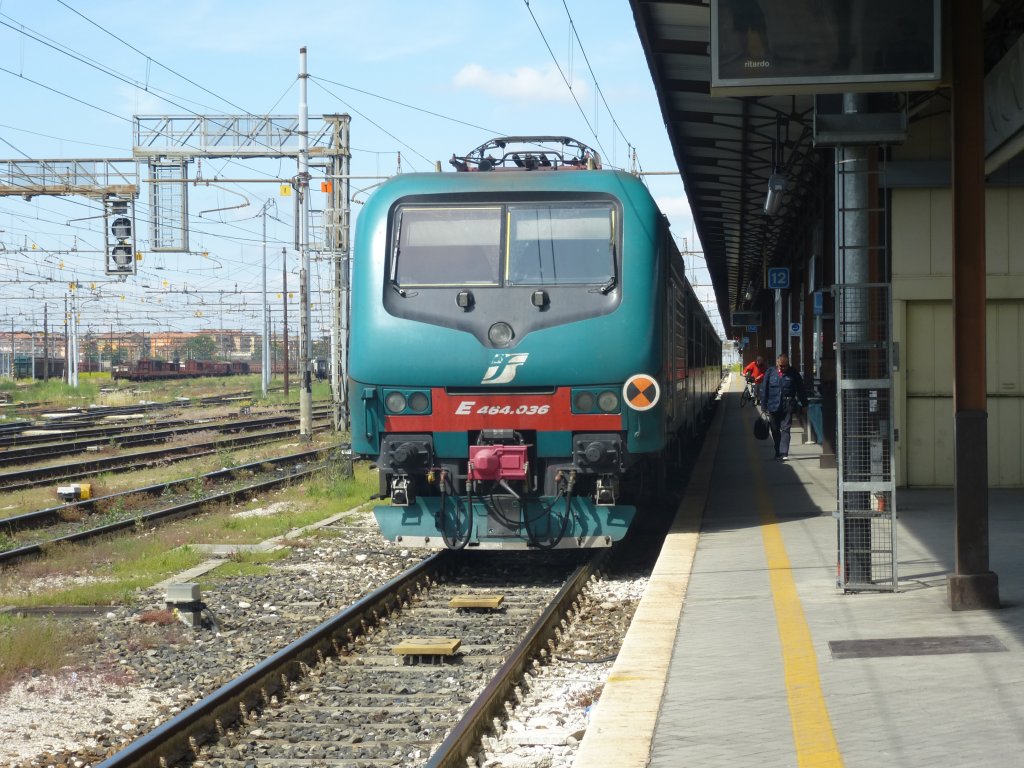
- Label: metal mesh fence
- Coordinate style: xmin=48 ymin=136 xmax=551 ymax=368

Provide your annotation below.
xmin=840 ymin=388 xmax=893 ymax=484
xmin=835 ymin=283 xmax=897 ymax=592
xmin=839 ymin=501 xmax=895 ymax=587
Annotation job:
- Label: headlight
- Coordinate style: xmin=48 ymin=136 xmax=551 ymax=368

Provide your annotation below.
xmin=384 ymin=391 xmax=407 ymax=413
xmin=598 ymin=391 xmax=620 ymax=413
xmin=408 ymin=391 xmax=429 ymax=413
xmin=574 ymin=391 xmax=596 ymax=412
xmin=488 ymin=321 xmax=514 ymax=347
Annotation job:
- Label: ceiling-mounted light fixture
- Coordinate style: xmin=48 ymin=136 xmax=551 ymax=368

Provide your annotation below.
xmin=764 ymin=172 xmax=787 ymax=216
xmin=764 ymin=115 xmax=788 ymax=217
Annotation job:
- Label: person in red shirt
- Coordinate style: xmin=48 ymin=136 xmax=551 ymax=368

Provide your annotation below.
xmin=741 ymin=356 xmax=766 ymax=384
xmin=739 ymin=355 xmax=766 ymax=408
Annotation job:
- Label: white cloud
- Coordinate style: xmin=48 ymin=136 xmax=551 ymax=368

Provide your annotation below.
xmin=654 ymin=193 xmax=692 ymax=219
xmin=117 ymin=86 xmax=169 ymax=117
xmin=453 ymin=63 xmax=587 ymax=103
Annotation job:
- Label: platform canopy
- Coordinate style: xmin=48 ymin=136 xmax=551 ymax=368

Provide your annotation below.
xmin=629 ymin=0 xmax=1024 ymax=335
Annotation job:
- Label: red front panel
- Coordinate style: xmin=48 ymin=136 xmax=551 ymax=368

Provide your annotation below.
xmin=384 ymin=387 xmax=622 ymax=432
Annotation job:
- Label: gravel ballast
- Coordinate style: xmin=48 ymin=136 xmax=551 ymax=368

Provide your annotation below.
xmin=0 ymin=506 xmax=648 ymax=768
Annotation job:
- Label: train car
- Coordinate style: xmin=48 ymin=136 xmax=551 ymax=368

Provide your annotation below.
xmin=313 ymin=358 xmax=329 ymax=381
xmin=348 ymin=136 xmax=721 ymax=550
xmin=247 ymin=361 xmax=288 ymax=376
xmin=12 ymin=356 xmax=66 ymax=380
xmin=112 ymin=358 xmax=181 ymax=381
xmin=112 ymin=358 xmax=253 ymax=381
xmin=185 ymin=359 xmax=228 ymax=377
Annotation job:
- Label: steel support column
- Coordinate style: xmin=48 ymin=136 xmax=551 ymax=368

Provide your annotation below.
xmin=948 ymin=0 xmax=999 ymax=610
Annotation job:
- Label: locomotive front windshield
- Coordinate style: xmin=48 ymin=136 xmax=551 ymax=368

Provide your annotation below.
xmin=392 ymin=202 xmax=616 ymax=288
xmin=393 ymin=206 xmax=502 ymax=286
xmin=507 ymin=205 xmax=614 ymax=286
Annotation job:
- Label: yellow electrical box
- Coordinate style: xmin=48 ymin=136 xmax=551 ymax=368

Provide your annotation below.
xmin=56 ymin=483 xmax=91 ymax=502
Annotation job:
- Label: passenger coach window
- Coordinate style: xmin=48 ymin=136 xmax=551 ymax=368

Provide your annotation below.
xmin=393 ymin=206 xmax=501 ymax=287
xmin=507 ymin=205 xmax=615 ymax=286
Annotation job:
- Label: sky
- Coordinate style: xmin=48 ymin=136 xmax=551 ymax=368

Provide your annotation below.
xmin=0 ymin=0 xmax=723 ymax=346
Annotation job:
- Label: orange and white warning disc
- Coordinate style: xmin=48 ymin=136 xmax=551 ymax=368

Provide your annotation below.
xmin=623 ymin=373 xmax=660 ymax=411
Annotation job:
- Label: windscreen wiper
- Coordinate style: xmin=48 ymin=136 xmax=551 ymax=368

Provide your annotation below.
xmin=591 ymin=239 xmax=617 ymax=294
xmin=389 ymin=213 xmax=416 ymax=297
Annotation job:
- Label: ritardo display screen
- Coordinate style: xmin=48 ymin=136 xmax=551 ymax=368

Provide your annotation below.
xmin=711 ymin=0 xmax=941 ymax=96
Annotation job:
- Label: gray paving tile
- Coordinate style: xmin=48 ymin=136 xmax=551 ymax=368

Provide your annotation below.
xmin=646 ymin=388 xmax=1024 ymax=768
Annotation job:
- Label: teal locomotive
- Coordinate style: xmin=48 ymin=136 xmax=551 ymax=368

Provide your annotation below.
xmin=349 ymin=137 xmax=721 ymax=549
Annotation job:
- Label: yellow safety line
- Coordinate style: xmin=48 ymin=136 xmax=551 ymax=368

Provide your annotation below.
xmin=747 ymin=423 xmax=844 ymax=767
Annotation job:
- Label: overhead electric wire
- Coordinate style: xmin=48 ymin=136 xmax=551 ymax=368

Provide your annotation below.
xmin=0 ymin=10 xmax=327 ymax=205
xmin=1 ymin=5 xmax=661 ymax=338
xmin=0 ymin=131 xmax=33 ymax=160
xmin=310 ymin=74 xmax=503 ymax=137
xmin=309 ymin=79 xmax=433 ymax=168
xmin=521 ymin=0 xmax=611 ymax=164
xmin=0 ymin=63 xmax=129 ymax=125
xmin=0 ymin=15 xmax=293 ymax=161
xmin=559 ymin=0 xmax=639 ymax=171
xmin=55 ymin=0 xmax=256 ymax=118
xmin=0 ymin=4 xmax=376 ymax=312
xmin=0 ymin=122 xmax=130 ymax=153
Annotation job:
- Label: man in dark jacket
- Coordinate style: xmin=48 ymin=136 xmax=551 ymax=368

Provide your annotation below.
xmin=759 ymin=353 xmax=807 ymax=460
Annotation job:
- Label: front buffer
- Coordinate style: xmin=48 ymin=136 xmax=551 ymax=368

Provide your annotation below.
xmin=361 ymin=379 xmax=669 ymax=550
xmin=373 ymin=478 xmax=637 ymax=551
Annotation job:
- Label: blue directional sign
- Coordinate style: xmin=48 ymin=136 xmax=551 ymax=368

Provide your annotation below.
xmin=790 ymin=322 xmax=801 ymax=336
xmin=767 ymin=267 xmax=790 ymax=290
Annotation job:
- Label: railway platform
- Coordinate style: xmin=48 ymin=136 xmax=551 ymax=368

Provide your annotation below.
xmin=573 ymin=373 xmax=1024 ymax=768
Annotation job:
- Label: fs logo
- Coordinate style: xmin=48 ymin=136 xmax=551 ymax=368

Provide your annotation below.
xmin=481 ymin=353 xmax=529 ymax=385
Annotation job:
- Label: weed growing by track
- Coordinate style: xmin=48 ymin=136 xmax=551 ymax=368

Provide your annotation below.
xmin=0 ymin=535 xmax=206 ymax=608
xmin=0 ymin=455 xmax=378 ymax=698
xmin=216 ymin=446 xmax=238 ymax=468
xmin=184 ymin=463 xmax=376 ymax=545
xmin=305 ymin=460 xmax=376 ymax=507
xmin=0 ymin=379 xmax=99 ymax=408
xmin=209 ymin=549 xmax=292 ymax=580
xmin=0 ymin=616 xmax=88 ymax=693
xmin=0 ymin=461 xmax=374 ymax=595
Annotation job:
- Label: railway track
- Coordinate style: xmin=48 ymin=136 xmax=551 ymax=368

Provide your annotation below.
xmin=0 ymin=444 xmax=348 ymax=534
xmin=93 ymin=550 xmax=605 ymax=768
xmin=0 ymin=402 xmax=307 ymax=450
xmin=0 ymin=447 xmax=349 ymax=566
xmin=2 ymin=389 xmax=264 ymax=424
xmin=0 ymin=411 xmax=330 ymax=467
xmin=0 ymin=416 xmax=334 ymax=492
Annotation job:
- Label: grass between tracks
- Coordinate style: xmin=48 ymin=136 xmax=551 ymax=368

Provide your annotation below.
xmin=0 ymin=377 xmax=352 ymax=687
xmin=0 ymin=461 xmax=379 ymax=688
xmin=0 ymin=461 xmax=377 ymax=605
xmin=0 ymin=615 xmax=91 ymax=690
xmin=0 ymin=434 xmax=329 ymax=518
xmin=0 ymin=378 xmax=100 ymax=409
xmin=93 ymin=375 xmax=332 ymax=406
xmin=1 ymin=374 xmax=332 ymax=415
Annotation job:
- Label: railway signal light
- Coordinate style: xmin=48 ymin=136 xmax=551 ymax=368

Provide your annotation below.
xmin=104 ymin=195 xmax=138 ymax=276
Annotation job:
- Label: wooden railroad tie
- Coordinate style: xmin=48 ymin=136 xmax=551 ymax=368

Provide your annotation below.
xmin=448 ymin=593 xmax=505 ymax=610
xmin=393 ymin=637 xmax=462 ymax=657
